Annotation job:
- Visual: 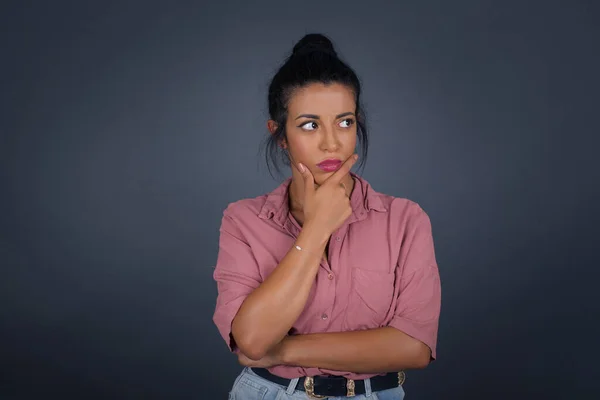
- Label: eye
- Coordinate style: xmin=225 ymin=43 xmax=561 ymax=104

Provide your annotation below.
xmin=299 ymin=121 xmax=318 ymax=131
xmin=339 ymin=118 xmax=355 ymax=128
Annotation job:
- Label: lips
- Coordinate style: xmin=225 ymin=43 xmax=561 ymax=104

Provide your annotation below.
xmin=316 ymin=159 xmax=342 ymax=172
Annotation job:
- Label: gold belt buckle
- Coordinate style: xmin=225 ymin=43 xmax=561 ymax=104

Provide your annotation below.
xmin=398 ymin=370 xmax=406 ymax=385
xmin=304 ymin=376 xmax=327 ymax=399
xmin=346 ymin=379 xmax=355 ymax=396
xmin=305 ymin=373 xmax=400 ymax=398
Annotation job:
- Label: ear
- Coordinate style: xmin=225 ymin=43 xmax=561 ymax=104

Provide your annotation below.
xmin=267 ymin=120 xmax=278 ymax=134
xmin=268 ymin=120 xmax=287 ymax=149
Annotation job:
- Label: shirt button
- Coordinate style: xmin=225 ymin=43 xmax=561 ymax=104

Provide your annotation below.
xmin=328 ymin=273 xmax=334 ymax=280
xmin=335 ymin=236 xmax=341 ymax=242
xmin=321 ymin=313 xmax=328 ymax=320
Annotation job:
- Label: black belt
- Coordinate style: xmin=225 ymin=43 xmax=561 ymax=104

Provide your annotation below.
xmin=251 ymin=367 xmax=405 ymax=398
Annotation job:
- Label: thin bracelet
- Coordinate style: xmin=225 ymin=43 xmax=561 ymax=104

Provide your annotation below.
xmin=294 ymin=244 xmax=323 ymax=259
xmin=294 ymin=244 xmax=314 ymax=254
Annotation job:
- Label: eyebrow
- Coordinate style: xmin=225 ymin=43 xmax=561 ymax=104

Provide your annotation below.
xmin=295 ymin=112 xmax=355 ymax=120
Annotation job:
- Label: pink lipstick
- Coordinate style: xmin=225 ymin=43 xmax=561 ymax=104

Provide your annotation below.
xmin=316 ymin=158 xmax=342 ymax=172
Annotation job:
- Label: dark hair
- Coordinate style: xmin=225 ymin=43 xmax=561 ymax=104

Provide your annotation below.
xmin=262 ymin=33 xmax=369 ymax=179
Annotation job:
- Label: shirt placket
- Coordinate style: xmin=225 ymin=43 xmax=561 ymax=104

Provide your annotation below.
xmin=284 ymin=213 xmax=347 ymax=330
xmin=317 ymin=223 xmax=351 ymax=329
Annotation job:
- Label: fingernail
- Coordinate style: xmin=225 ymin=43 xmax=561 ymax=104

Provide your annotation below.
xmin=298 ymin=163 xmax=305 ymax=172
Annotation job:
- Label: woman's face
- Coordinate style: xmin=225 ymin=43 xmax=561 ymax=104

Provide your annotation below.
xmin=274 ymin=82 xmax=358 ymax=185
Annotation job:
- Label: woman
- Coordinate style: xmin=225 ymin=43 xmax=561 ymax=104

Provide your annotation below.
xmin=213 ymin=33 xmax=441 ymax=399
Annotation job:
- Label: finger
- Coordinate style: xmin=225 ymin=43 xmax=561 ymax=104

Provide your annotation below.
xmin=340 ymin=182 xmax=350 ymax=197
xmin=325 ymin=154 xmax=358 ymax=185
xmin=297 ymin=162 xmax=315 ymax=197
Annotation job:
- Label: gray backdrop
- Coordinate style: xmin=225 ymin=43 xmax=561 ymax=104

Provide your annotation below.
xmin=1 ymin=0 xmax=599 ymax=399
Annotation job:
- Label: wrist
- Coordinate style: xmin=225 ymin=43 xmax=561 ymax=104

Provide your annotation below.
xmin=299 ymin=221 xmax=330 ymax=249
xmin=278 ymin=335 xmax=298 ymax=366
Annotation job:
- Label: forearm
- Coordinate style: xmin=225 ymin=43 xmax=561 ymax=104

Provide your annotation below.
xmin=232 ymin=223 xmax=329 ymax=360
xmin=280 ymin=327 xmax=431 ymax=373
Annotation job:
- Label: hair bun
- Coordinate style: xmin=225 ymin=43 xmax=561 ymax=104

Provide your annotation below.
xmin=292 ymin=33 xmax=337 ymax=57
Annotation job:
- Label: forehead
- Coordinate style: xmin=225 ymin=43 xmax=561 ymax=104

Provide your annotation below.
xmin=287 ymin=82 xmax=355 ymax=114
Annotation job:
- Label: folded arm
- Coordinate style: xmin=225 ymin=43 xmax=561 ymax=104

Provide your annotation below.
xmin=279 ymin=327 xmax=431 ymax=373
xmin=239 ymin=206 xmax=442 ymax=373
xmin=214 ymin=210 xmax=331 ymax=361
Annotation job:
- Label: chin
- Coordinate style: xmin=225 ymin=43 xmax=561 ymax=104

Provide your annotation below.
xmin=313 ymin=169 xmax=346 ymax=184
xmin=313 ymin=176 xmax=328 ymax=186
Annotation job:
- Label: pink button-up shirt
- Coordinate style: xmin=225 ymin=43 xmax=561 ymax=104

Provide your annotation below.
xmin=212 ymin=173 xmax=441 ymax=379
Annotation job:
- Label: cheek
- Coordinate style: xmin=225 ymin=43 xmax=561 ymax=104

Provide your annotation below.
xmin=341 ymin=130 xmax=358 ymax=149
xmin=346 ymin=133 xmax=357 ymax=145
xmin=285 ymin=132 xmax=312 ymax=156
xmin=288 ymin=142 xmax=312 ymax=163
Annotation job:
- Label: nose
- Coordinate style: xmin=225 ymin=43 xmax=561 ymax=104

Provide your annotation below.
xmin=319 ymin=126 xmax=340 ymax=152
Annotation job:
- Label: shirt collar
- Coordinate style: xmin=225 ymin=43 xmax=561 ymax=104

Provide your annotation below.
xmin=258 ymin=172 xmax=387 ymax=228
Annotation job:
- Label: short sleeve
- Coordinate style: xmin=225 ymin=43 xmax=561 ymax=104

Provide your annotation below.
xmin=388 ymin=207 xmax=442 ymax=360
xmin=212 ymin=210 xmax=262 ymax=352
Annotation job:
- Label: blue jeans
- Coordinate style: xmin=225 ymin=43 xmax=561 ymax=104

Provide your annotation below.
xmin=228 ymin=367 xmax=406 ymax=399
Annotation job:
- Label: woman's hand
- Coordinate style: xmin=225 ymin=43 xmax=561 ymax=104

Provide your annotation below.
xmin=298 ymin=154 xmax=358 ymax=236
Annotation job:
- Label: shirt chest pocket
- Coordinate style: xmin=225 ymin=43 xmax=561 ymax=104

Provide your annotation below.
xmin=343 ymin=266 xmax=395 ymax=330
